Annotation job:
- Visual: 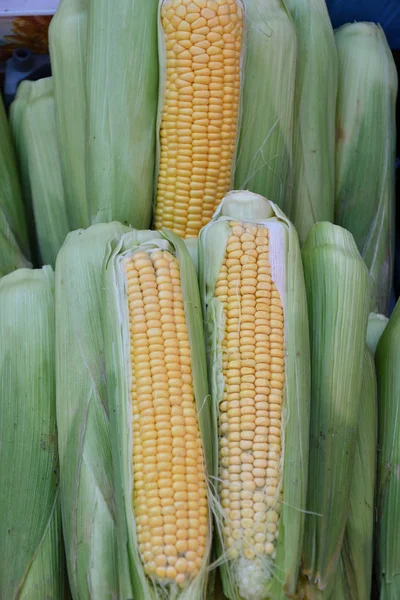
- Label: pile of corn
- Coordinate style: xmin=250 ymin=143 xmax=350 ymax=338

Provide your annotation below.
xmin=0 ymin=0 xmax=398 ymax=599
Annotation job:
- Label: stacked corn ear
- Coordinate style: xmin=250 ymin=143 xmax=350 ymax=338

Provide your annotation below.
xmin=367 ymin=312 xmax=389 ymax=357
xmin=284 ymin=0 xmax=338 ymax=244
xmin=335 ymin=23 xmax=398 ymax=315
xmin=234 ymin=0 xmax=297 ymax=210
xmin=339 ymin=346 xmax=377 ymax=600
xmin=0 ymin=92 xmax=30 ymax=275
xmin=9 ymin=81 xmax=34 ymax=221
xmin=103 ymin=229 xmax=213 ymax=599
xmin=56 ymin=223 xmax=129 ymax=599
xmin=17 ymin=78 xmax=70 ymax=267
xmin=199 ymin=191 xmax=311 ymax=600
xmin=49 ymin=0 xmax=89 ymax=230
xmin=86 ymin=0 xmax=158 ymax=228
xmin=0 ymin=268 xmax=68 ymax=598
xmin=376 ymin=299 xmax=400 ymax=599
xmin=300 ymin=223 xmax=370 ymax=597
xmin=154 ymin=0 xmax=244 ymax=237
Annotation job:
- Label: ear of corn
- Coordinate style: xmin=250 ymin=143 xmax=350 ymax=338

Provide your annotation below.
xmin=199 ymin=191 xmax=310 ymax=600
xmin=103 ymin=229 xmax=213 ymax=599
xmin=49 ymin=0 xmax=89 ymax=230
xmin=18 ymin=78 xmax=69 ymax=267
xmin=55 ymin=223 xmax=130 ymax=599
xmin=86 ymin=0 xmax=159 ymax=228
xmin=234 ymin=0 xmax=297 ymax=210
xmin=154 ymin=0 xmax=244 ymax=238
xmin=9 ymin=81 xmax=33 ymax=215
xmin=0 ymin=92 xmax=30 ymax=275
xmin=376 ymin=299 xmax=400 ymax=599
xmin=367 ymin=313 xmax=389 ymax=357
xmin=335 ymin=23 xmax=398 ymax=315
xmin=284 ymin=0 xmax=338 ymax=244
xmin=0 ymin=267 xmax=68 ymax=598
xmin=301 ymin=223 xmax=370 ymax=593
xmin=340 ymin=346 xmax=377 ymax=600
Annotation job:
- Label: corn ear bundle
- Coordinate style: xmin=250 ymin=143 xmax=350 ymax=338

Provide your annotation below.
xmin=18 ymin=78 xmax=70 ymax=267
xmin=340 ymin=347 xmax=377 ymax=600
xmin=86 ymin=0 xmax=158 ymax=228
xmin=284 ymin=0 xmax=338 ymax=244
xmin=0 ymin=267 xmax=68 ymax=598
xmin=0 ymin=93 xmax=30 ymax=275
xmin=301 ymin=223 xmax=370 ymax=594
xmin=367 ymin=312 xmax=389 ymax=357
xmin=49 ymin=0 xmax=89 ymax=231
xmin=234 ymin=0 xmax=297 ymax=209
xmin=199 ymin=191 xmax=310 ymax=600
xmin=154 ymin=0 xmax=244 ymax=238
xmin=103 ymin=229 xmax=213 ymax=599
xmin=335 ymin=23 xmax=398 ymax=316
xmin=376 ymin=299 xmax=400 ymax=599
xmin=56 ymin=223 xmax=129 ymax=599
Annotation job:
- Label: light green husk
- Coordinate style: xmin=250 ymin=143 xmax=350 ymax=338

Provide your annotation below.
xmin=301 ymin=223 xmax=370 ymax=594
xmin=0 ymin=93 xmax=30 ymax=274
xmin=19 ymin=78 xmax=69 ymax=267
xmin=56 ymin=223 xmax=129 ymax=599
xmin=198 ymin=191 xmax=311 ymax=600
xmin=49 ymin=0 xmax=89 ymax=231
xmin=0 ymin=267 xmax=68 ymax=598
xmin=86 ymin=0 xmax=158 ymax=228
xmin=367 ymin=313 xmax=389 ymax=357
xmin=376 ymin=299 xmax=400 ymax=599
xmin=284 ymin=0 xmax=338 ymax=244
xmin=340 ymin=347 xmax=377 ymax=600
xmin=103 ymin=229 xmax=213 ymax=599
xmin=234 ymin=0 xmax=297 ymax=209
xmin=335 ymin=23 xmax=398 ymax=315
xmin=184 ymin=237 xmax=198 ymax=275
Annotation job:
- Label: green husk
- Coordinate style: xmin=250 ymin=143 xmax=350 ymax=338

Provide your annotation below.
xmin=0 ymin=267 xmax=68 ymax=598
xmin=335 ymin=23 xmax=398 ymax=315
xmin=284 ymin=0 xmax=338 ymax=244
xmin=234 ymin=0 xmax=297 ymax=209
xmin=0 ymin=92 xmax=30 ymax=274
xmin=301 ymin=223 xmax=370 ymax=595
xmin=340 ymin=347 xmax=377 ymax=600
xmin=198 ymin=191 xmax=311 ymax=600
xmin=49 ymin=0 xmax=89 ymax=231
xmin=20 ymin=78 xmax=69 ymax=267
xmin=86 ymin=0 xmax=158 ymax=227
xmin=367 ymin=312 xmax=389 ymax=357
xmin=103 ymin=229 xmax=213 ymax=599
xmin=184 ymin=237 xmax=198 ymax=275
xmin=376 ymin=299 xmax=400 ymax=599
xmin=55 ymin=223 xmax=129 ymax=599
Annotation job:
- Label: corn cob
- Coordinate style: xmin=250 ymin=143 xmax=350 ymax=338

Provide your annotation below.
xmin=234 ymin=0 xmax=297 ymax=210
xmin=199 ymin=191 xmax=310 ymax=599
xmin=56 ymin=223 xmax=129 ymax=599
xmin=284 ymin=0 xmax=337 ymax=244
xmin=9 ymin=81 xmax=33 ymax=212
xmin=335 ymin=23 xmax=398 ymax=315
xmin=301 ymin=223 xmax=370 ymax=595
xmin=17 ymin=78 xmax=70 ymax=267
xmin=103 ymin=229 xmax=212 ymax=598
xmin=86 ymin=0 xmax=158 ymax=228
xmin=376 ymin=299 xmax=400 ymax=599
xmin=0 ymin=267 xmax=68 ymax=598
xmin=49 ymin=0 xmax=89 ymax=230
xmin=340 ymin=346 xmax=377 ymax=600
xmin=154 ymin=0 xmax=244 ymax=237
xmin=0 ymin=92 xmax=30 ymax=275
